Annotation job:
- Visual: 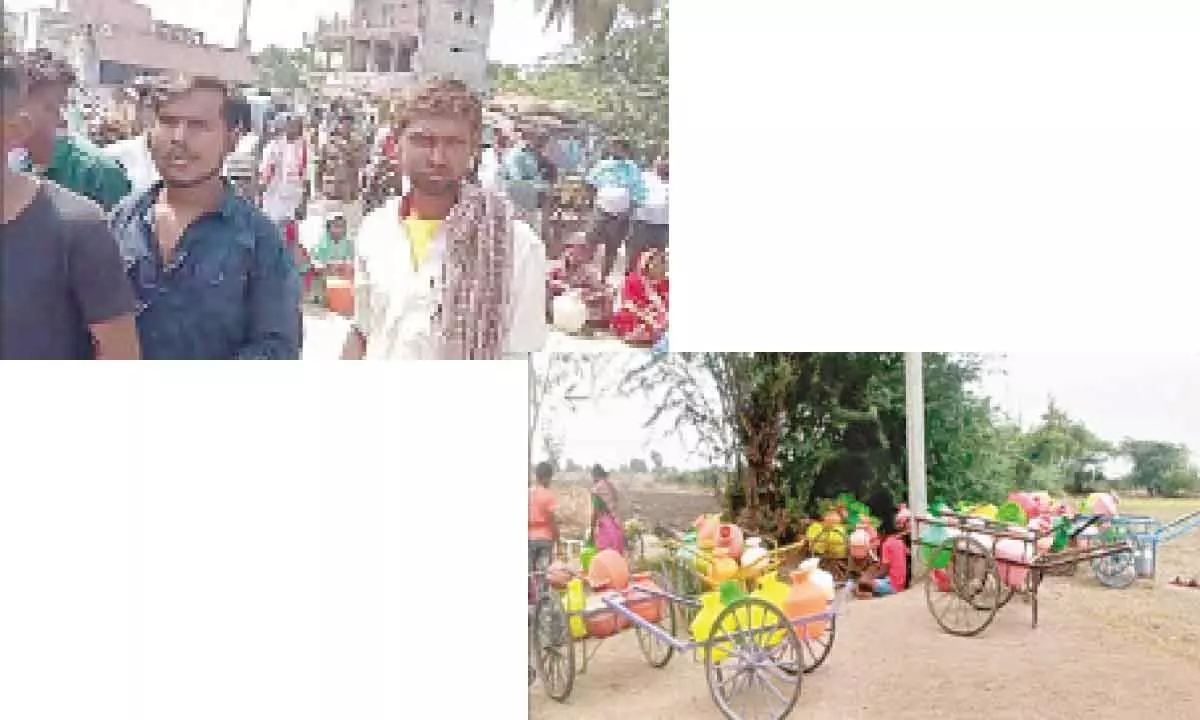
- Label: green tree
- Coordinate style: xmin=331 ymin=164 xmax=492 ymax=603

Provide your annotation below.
xmin=493 ymin=3 xmax=668 ymax=156
xmin=535 ymin=0 xmax=659 ymax=43
xmin=649 ymin=450 xmax=664 ymax=474
xmin=256 ymin=45 xmax=312 ymax=90
xmin=629 ymin=458 xmax=649 ymax=473
xmin=1120 ymin=439 xmax=1198 ymax=497
xmin=623 ymin=353 xmax=1018 ymax=539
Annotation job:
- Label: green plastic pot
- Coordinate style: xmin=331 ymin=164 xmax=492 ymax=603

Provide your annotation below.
xmin=919 ymin=524 xmax=953 ymax=569
xmin=922 ymin=544 xmax=954 ymax=569
xmin=580 ymin=543 xmax=597 ymax=571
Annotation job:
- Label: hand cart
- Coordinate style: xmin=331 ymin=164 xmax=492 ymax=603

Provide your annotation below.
xmin=913 ymin=511 xmax=1134 ymax=637
xmin=531 ymin=568 xmax=854 ymax=720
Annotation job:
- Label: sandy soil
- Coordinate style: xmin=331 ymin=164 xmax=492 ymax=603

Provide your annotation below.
xmin=530 ymin=581 xmax=1198 ymax=720
xmin=553 ymin=483 xmax=723 ymax=538
xmin=532 ymin=493 xmax=1200 ymax=719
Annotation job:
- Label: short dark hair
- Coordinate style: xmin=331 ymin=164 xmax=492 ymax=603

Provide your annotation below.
xmin=226 ymin=95 xmax=251 ymax=133
xmin=398 ymin=76 xmax=482 ymax=141
xmin=146 ymin=74 xmax=235 ymax=128
xmin=591 ymin=464 xmax=607 ymax=479
xmin=20 ymin=48 xmax=76 ymax=94
xmin=535 ymin=462 xmax=554 ymax=484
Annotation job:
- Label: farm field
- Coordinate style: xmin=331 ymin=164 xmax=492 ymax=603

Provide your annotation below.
xmin=532 ymin=494 xmax=1200 ymax=719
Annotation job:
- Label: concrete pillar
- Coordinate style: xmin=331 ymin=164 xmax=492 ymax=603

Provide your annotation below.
xmin=394 ymin=39 xmax=402 ymax=73
xmin=368 ymin=39 xmax=377 ymax=72
xmin=344 ymin=39 xmax=354 ymax=71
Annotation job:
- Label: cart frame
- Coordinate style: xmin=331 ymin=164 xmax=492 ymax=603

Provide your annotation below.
xmin=531 ymin=569 xmax=853 ymax=720
xmin=913 ymin=512 xmax=1134 ymax=637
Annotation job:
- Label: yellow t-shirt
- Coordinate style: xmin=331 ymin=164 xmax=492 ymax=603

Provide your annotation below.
xmin=404 ymin=217 xmax=443 ymax=270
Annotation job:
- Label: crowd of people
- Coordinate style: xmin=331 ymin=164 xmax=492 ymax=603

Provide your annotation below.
xmin=0 ymin=46 xmax=668 ymax=360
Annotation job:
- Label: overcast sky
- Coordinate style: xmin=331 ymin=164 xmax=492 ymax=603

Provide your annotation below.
xmin=7 ymin=0 xmax=570 ymax=64
xmin=538 ymin=353 xmax=1200 ymax=471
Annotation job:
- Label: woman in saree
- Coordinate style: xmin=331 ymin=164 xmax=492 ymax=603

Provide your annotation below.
xmin=611 ymin=248 xmax=668 ymax=347
xmin=589 ymin=465 xmax=625 ymax=555
xmin=546 ymin=232 xmax=612 ymax=328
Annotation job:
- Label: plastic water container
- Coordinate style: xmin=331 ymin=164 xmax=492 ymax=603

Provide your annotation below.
xmin=1132 ymin=534 xmax=1157 ymax=578
xmin=994 ymin=537 xmax=1031 ymax=590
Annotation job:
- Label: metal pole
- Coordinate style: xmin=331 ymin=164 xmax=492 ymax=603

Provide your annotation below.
xmin=905 ymin=352 xmax=928 ymax=572
xmin=528 ymin=354 xmax=536 ymax=478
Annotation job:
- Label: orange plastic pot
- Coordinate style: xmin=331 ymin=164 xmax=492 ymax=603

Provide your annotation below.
xmin=625 ymin=572 xmax=665 ymax=624
xmin=585 ymin=611 xmax=620 ymax=638
xmin=326 ymin=277 xmax=354 ymax=317
xmin=587 ymin=549 xmax=630 ymax=591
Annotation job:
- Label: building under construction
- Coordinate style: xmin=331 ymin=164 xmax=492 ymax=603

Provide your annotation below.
xmin=9 ymin=0 xmax=255 ymax=88
xmin=306 ymin=0 xmax=493 ymax=96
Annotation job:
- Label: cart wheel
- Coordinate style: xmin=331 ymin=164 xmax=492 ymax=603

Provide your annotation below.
xmin=1092 ymin=531 xmax=1136 ymax=589
xmin=778 ymin=613 xmax=837 ymax=676
xmin=532 ymin=593 xmax=576 ymax=702
xmin=705 ymin=597 xmax=803 ymax=720
xmin=924 ymin=536 xmax=1003 ymax=637
xmin=635 ymin=571 xmax=676 ymax=668
xmin=1044 ymin=560 xmax=1078 ymax=577
xmin=662 ymin=557 xmax=704 ymax=630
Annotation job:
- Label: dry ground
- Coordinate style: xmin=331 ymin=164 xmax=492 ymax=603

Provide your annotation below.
xmin=533 ymin=493 xmax=1200 ymax=719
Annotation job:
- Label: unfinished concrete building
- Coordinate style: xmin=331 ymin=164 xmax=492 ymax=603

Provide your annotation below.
xmin=309 ymin=0 xmax=493 ymax=95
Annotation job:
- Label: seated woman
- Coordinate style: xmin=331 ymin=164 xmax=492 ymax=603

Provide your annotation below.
xmin=311 ymin=213 xmax=354 ymax=273
xmin=298 ymin=213 xmax=354 ymax=305
xmin=856 ymin=513 xmax=909 ymax=598
xmin=611 ymin=248 xmax=668 ymax=347
xmin=546 ymin=232 xmax=613 ymax=329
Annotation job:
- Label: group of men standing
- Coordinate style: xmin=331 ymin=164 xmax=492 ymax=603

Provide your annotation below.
xmin=0 ymin=48 xmax=548 ymax=360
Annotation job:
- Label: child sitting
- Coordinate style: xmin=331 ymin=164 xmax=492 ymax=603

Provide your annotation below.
xmin=856 ymin=513 xmax=909 ymax=598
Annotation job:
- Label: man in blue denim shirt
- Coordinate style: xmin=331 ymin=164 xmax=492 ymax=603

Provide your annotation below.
xmin=109 ymin=75 xmax=300 ymax=360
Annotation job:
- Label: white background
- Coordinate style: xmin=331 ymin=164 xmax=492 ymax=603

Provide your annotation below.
xmin=673 ymin=0 xmax=1200 ymax=351
xmin=6 ymin=1 xmax=1200 ymax=719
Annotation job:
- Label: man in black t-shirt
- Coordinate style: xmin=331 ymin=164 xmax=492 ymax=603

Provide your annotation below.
xmin=0 ymin=57 xmax=140 ymax=360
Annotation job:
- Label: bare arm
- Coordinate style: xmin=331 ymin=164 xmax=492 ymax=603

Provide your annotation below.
xmin=90 ymin=315 xmax=141 ymax=359
xmin=70 ymin=212 xmax=141 ymax=359
xmin=341 ymin=226 xmax=373 ymax=360
xmin=340 ymin=327 xmax=366 ymax=360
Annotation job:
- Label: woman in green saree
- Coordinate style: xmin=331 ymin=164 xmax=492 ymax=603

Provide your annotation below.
xmin=302 ymin=213 xmax=355 ymax=305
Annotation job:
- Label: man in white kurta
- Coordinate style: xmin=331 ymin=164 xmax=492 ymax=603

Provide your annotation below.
xmin=258 ymin=116 xmax=308 ymax=226
xmin=349 ymin=194 xmax=547 ymax=359
xmin=339 ymin=78 xmax=547 ymax=360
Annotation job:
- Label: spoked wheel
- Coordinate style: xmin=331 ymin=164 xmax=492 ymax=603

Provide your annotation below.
xmin=635 ymin=571 xmax=677 ymax=668
xmin=776 ymin=612 xmax=836 ymax=676
xmin=661 ymin=557 xmax=704 ymax=630
xmin=1092 ymin=528 xmax=1136 ymax=589
xmin=532 ymin=593 xmax=576 ymax=702
xmin=705 ymin=597 xmax=803 ymax=720
xmin=924 ymin=536 xmax=1004 ymax=637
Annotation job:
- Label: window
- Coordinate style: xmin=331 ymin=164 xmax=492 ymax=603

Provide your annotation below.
xmin=453 ymin=10 xmax=462 ymax=22
xmin=468 ymin=14 xmax=475 ymax=26
xmin=451 ymin=46 xmax=464 ymax=53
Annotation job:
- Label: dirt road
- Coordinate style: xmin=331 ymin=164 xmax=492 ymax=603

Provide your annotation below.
xmin=530 ymin=581 xmax=1199 ymax=719
xmin=533 ymin=493 xmax=1200 ymax=719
